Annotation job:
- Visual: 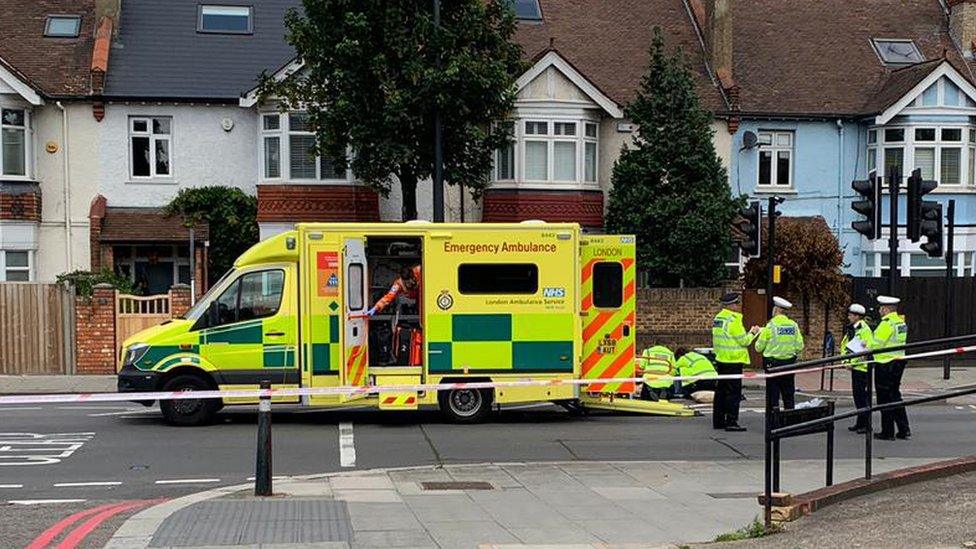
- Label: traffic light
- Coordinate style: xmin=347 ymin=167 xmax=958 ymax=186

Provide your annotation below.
xmin=851 ymin=170 xmax=881 ymax=239
xmin=920 ymin=202 xmax=943 ymax=258
xmin=739 ymin=201 xmax=761 ymax=257
xmin=906 ymin=168 xmax=938 ymax=243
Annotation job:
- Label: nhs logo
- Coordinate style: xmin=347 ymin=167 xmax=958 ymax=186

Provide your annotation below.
xmin=543 ymin=287 xmax=566 ymax=298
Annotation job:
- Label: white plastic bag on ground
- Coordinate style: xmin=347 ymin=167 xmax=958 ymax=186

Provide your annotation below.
xmin=691 ymin=390 xmax=715 ymax=404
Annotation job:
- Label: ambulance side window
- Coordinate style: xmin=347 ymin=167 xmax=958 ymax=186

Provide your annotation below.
xmin=347 ymin=263 xmax=364 ymax=310
xmin=592 ymin=262 xmax=623 ymax=308
xmin=238 ymin=270 xmax=285 ymax=322
xmin=458 ymin=263 xmax=538 ymax=294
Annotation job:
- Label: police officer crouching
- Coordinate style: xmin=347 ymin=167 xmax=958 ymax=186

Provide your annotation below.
xmin=711 ymin=292 xmax=758 ymax=432
xmin=755 ymin=297 xmax=804 ymax=410
xmin=871 ymin=295 xmax=911 ymax=440
xmin=841 ymin=303 xmax=873 ymax=433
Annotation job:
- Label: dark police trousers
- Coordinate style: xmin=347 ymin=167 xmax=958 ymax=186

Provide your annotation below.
xmin=850 ymin=368 xmax=870 ymax=429
xmin=875 ymin=360 xmax=910 ymax=436
xmin=763 ymin=357 xmax=796 ymax=410
xmin=713 ymin=362 xmax=743 ymax=428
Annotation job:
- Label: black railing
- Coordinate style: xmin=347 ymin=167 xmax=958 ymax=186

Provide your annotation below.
xmin=762 ymin=333 xmax=976 ymax=528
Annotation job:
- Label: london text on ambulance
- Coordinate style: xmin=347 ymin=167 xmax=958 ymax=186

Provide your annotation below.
xmin=443 ymin=242 xmax=558 ymax=254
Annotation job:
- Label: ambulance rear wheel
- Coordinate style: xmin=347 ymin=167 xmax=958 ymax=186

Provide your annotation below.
xmin=439 ymin=388 xmax=492 ymax=423
xmin=159 ymin=374 xmax=220 ymax=426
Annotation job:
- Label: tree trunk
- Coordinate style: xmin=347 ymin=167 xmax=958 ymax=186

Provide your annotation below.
xmin=400 ymin=167 xmax=418 ymax=221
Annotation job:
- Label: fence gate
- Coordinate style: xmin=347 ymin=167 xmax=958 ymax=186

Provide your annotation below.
xmin=116 ymin=293 xmax=171 ymax=353
xmin=0 ymin=283 xmax=74 ymax=374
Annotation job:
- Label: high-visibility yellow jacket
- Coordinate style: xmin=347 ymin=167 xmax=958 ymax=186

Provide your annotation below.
xmin=755 ymin=314 xmax=804 ymax=361
xmin=637 ymin=345 xmax=674 ymax=389
xmin=712 ymin=309 xmax=754 ymax=365
xmin=675 ymin=351 xmax=717 ymax=388
xmin=871 ymin=312 xmax=907 ymax=364
xmin=840 ymin=319 xmax=874 ymax=372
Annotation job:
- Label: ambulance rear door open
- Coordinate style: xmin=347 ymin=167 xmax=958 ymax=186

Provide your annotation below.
xmin=579 ymin=235 xmax=637 ymax=395
xmin=341 ymin=237 xmax=370 ymax=402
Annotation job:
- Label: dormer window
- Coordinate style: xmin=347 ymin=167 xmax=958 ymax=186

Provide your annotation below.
xmin=198 ymin=5 xmax=252 ymax=34
xmin=871 ymin=39 xmax=923 ymax=66
xmin=44 ymin=15 xmax=81 ymax=38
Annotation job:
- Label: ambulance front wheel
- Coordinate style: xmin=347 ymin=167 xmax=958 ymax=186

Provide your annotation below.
xmin=439 ymin=387 xmax=492 ymax=423
xmin=159 ymin=374 xmax=220 ymax=426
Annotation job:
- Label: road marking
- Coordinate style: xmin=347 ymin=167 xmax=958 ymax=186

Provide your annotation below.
xmin=0 ymin=432 xmax=95 ymax=466
xmin=59 ymin=500 xmax=160 ymax=549
xmin=57 ymin=406 xmax=135 ymax=411
xmin=969 ymin=405 xmax=976 ymax=410
xmin=245 ymin=476 xmax=288 ymax=481
xmin=87 ymin=410 xmax=158 ymax=417
xmin=0 ymin=407 xmax=44 ymax=411
xmin=0 ymin=484 xmax=23 ymax=488
xmin=339 ymin=422 xmax=356 ymax=468
xmin=154 ymin=478 xmax=221 ymax=485
xmin=26 ymin=501 xmax=123 ymax=549
xmin=53 ymin=481 xmax=123 ymax=487
xmin=9 ymin=499 xmax=86 ymax=505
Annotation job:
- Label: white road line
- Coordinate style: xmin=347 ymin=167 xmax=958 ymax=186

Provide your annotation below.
xmin=339 ymin=422 xmax=356 ymax=468
xmin=0 ymin=484 xmax=23 ymax=488
xmin=88 ymin=410 xmax=159 ymax=417
xmin=0 ymin=407 xmax=44 ymax=411
xmin=245 ymin=476 xmax=289 ymax=481
xmin=60 ymin=406 xmax=139 ymax=411
xmin=154 ymin=478 xmax=221 ymax=485
xmin=8 ymin=499 xmax=86 ymax=505
xmin=53 ymin=481 xmax=123 ymax=487
xmin=956 ymin=406 xmax=966 ymax=410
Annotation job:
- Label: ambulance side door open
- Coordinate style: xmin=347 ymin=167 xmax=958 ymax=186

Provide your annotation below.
xmin=341 ymin=237 xmax=369 ymax=401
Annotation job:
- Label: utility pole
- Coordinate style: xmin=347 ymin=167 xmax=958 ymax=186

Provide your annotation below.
xmin=432 ymin=0 xmax=445 ymax=222
xmin=887 ymin=166 xmax=900 ymax=295
xmin=943 ymin=199 xmax=956 ymax=380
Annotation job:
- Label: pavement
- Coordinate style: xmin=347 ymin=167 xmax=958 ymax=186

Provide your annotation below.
xmin=102 ymin=458 xmax=937 ymax=549
xmin=715 ymin=470 xmax=976 ymax=548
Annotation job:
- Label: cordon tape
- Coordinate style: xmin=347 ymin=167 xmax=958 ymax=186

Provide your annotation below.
xmin=1 ymin=345 xmax=973 ymax=406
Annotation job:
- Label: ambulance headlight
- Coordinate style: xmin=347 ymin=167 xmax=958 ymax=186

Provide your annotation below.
xmin=124 ymin=343 xmax=150 ymax=367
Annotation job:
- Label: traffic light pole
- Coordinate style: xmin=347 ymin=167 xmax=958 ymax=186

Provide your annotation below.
xmin=887 ymin=168 xmax=900 ymax=295
xmin=943 ymin=199 xmax=956 ymax=380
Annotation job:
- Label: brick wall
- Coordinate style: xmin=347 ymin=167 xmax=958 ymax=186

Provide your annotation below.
xmin=75 ymin=284 xmax=117 ymax=375
xmin=0 ymin=185 xmax=41 ymax=221
xmin=169 ymin=284 xmax=192 ymax=317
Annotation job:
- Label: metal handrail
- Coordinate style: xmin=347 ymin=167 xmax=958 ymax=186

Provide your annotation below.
xmin=764 ymin=333 xmax=976 ymax=374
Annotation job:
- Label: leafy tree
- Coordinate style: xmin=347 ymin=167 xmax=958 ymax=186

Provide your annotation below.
xmin=743 ymin=216 xmax=849 ymax=331
xmin=57 ymin=269 xmax=135 ymax=297
xmin=163 ymin=187 xmax=259 ymax=285
xmin=605 ymin=28 xmax=742 ymax=287
xmin=257 ymin=0 xmax=525 ymax=220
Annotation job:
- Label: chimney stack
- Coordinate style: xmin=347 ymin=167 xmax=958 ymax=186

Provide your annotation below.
xmin=708 ymin=0 xmax=733 ymax=86
xmin=949 ymin=0 xmax=976 ymax=58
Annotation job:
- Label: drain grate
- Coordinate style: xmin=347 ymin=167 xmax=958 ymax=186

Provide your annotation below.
xmin=421 ymin=481 xmax=494 ymax=491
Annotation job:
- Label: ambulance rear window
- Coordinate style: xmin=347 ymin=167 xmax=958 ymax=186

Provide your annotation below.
xmin=592 ymin=262 xmax=623 ymax=308
xmin=458 ymin=263 xmax=538 ymax=294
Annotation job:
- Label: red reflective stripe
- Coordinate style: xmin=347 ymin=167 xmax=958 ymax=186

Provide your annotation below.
xmin=582 ymin=311 xmax=614 ymax=342
xmin=581 ymin=258 xmax=598 ymax=285
xmin=621 ymin=257 xmax=634 ymax=270
xmin=581 ymin=292 xmax=593 ymax=310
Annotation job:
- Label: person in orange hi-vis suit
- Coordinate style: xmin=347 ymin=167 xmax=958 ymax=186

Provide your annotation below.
xmin=366 ymin=265 xmax=421 ymax=316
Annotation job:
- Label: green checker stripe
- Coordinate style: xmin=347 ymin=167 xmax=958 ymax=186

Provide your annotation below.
xmin=330 ymin=315 xmax=339 ymax=342
xmin=452 ymin=314 xmax=511 ymax=342
xmin=513 ymin=341 xmax=573 ymax=371
xmin=426 ymin=341 xmax=574 ymax=372
xmin=263 ymin=346 xmax=295 ymax=368
xmin=203 ymin=321 xmax=263 ymax=344
xmin=429 ymin=342 xmax=452 ymax=372
xmin=311 ymin=343 xmax=332 ymax=374
xmin=139 ymin=345 xmax=196 ymax=370
xmin=512 ymin=314 xmax=574 ymax=341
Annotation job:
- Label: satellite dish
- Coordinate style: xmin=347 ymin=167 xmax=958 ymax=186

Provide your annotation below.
xmin=742 ymin=130 xmax=758 ymax=149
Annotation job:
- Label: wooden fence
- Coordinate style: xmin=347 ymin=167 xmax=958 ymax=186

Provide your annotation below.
xmin=0 ymin=283 xmax=74 ymax=374
xmin=115 ymin=293 xmax=171 ymax=353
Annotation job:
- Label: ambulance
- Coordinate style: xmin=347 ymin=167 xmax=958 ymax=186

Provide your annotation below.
xmin=117 ymin=222 xmax=693 ymax=425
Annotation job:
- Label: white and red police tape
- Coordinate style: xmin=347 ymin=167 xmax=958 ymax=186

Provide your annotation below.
xmin=1 ymin=345 xmax=973 ymax=406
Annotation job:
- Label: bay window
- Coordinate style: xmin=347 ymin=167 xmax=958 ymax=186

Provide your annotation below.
xmin=259 ymin=112 xmax=351 ymax=182
xmin=869 ymin=124 xmax=973 ymax=187
xmin=494 ymin=117 xmax=600 ymax=187
xmin=1 ymin=108 xmax=28 ymax=177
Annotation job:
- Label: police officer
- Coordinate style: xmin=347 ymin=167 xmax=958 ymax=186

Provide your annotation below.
xmin=841 ymin=303 xmax=874 ymax=433
xmin=712 ymin=292 xmax=758 ymax=431
xmin=673 ymin=347 xmax=718 ymax=399
xmin=755 ymin=297 xmax=804 ymax=410
xmin=638 ymin=345 xmax=675 ymax=401
xmin=872 ymin=295 xmax=910 ymax=440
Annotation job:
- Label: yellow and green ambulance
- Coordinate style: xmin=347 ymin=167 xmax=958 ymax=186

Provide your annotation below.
xmin=117 ymin=222 xmax=691 ymax=425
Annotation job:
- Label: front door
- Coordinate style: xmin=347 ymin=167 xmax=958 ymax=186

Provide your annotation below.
xmin=341 ymin=237 xmax=369 ymax=401
xmin=580 ymin=235 xmax=637 ymax=395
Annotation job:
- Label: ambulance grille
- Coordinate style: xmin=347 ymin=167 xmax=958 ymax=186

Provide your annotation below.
xmin=420 ymin=481 xmax=494 ymax=491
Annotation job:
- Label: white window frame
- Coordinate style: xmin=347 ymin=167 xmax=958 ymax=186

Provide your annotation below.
xmin=494 ymin=122 xmax=517 ymax=182
xmin=870 ymin=39 xmax=923 ymax=66
xmin=756 ymin=130 xmax=794 ymax=189
xmin=494 ymin=115 xmax=601 ymax=190
xmin=258 ymin=111 xmax=354 ymax=184
xmin=868 ymin=123 xmax=973 ymax=188
xmin=0 ymin=249 xmax=33 ymax=282
xmin=0 ymin=106 xmax=31 ymax=179
xmin=862 ymin=249 xmax=974 ymax=277
xmin=197 ymin=5 xmax=253 ymax=34
xmin=128 ymin=116 xmax=173 ymax=180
